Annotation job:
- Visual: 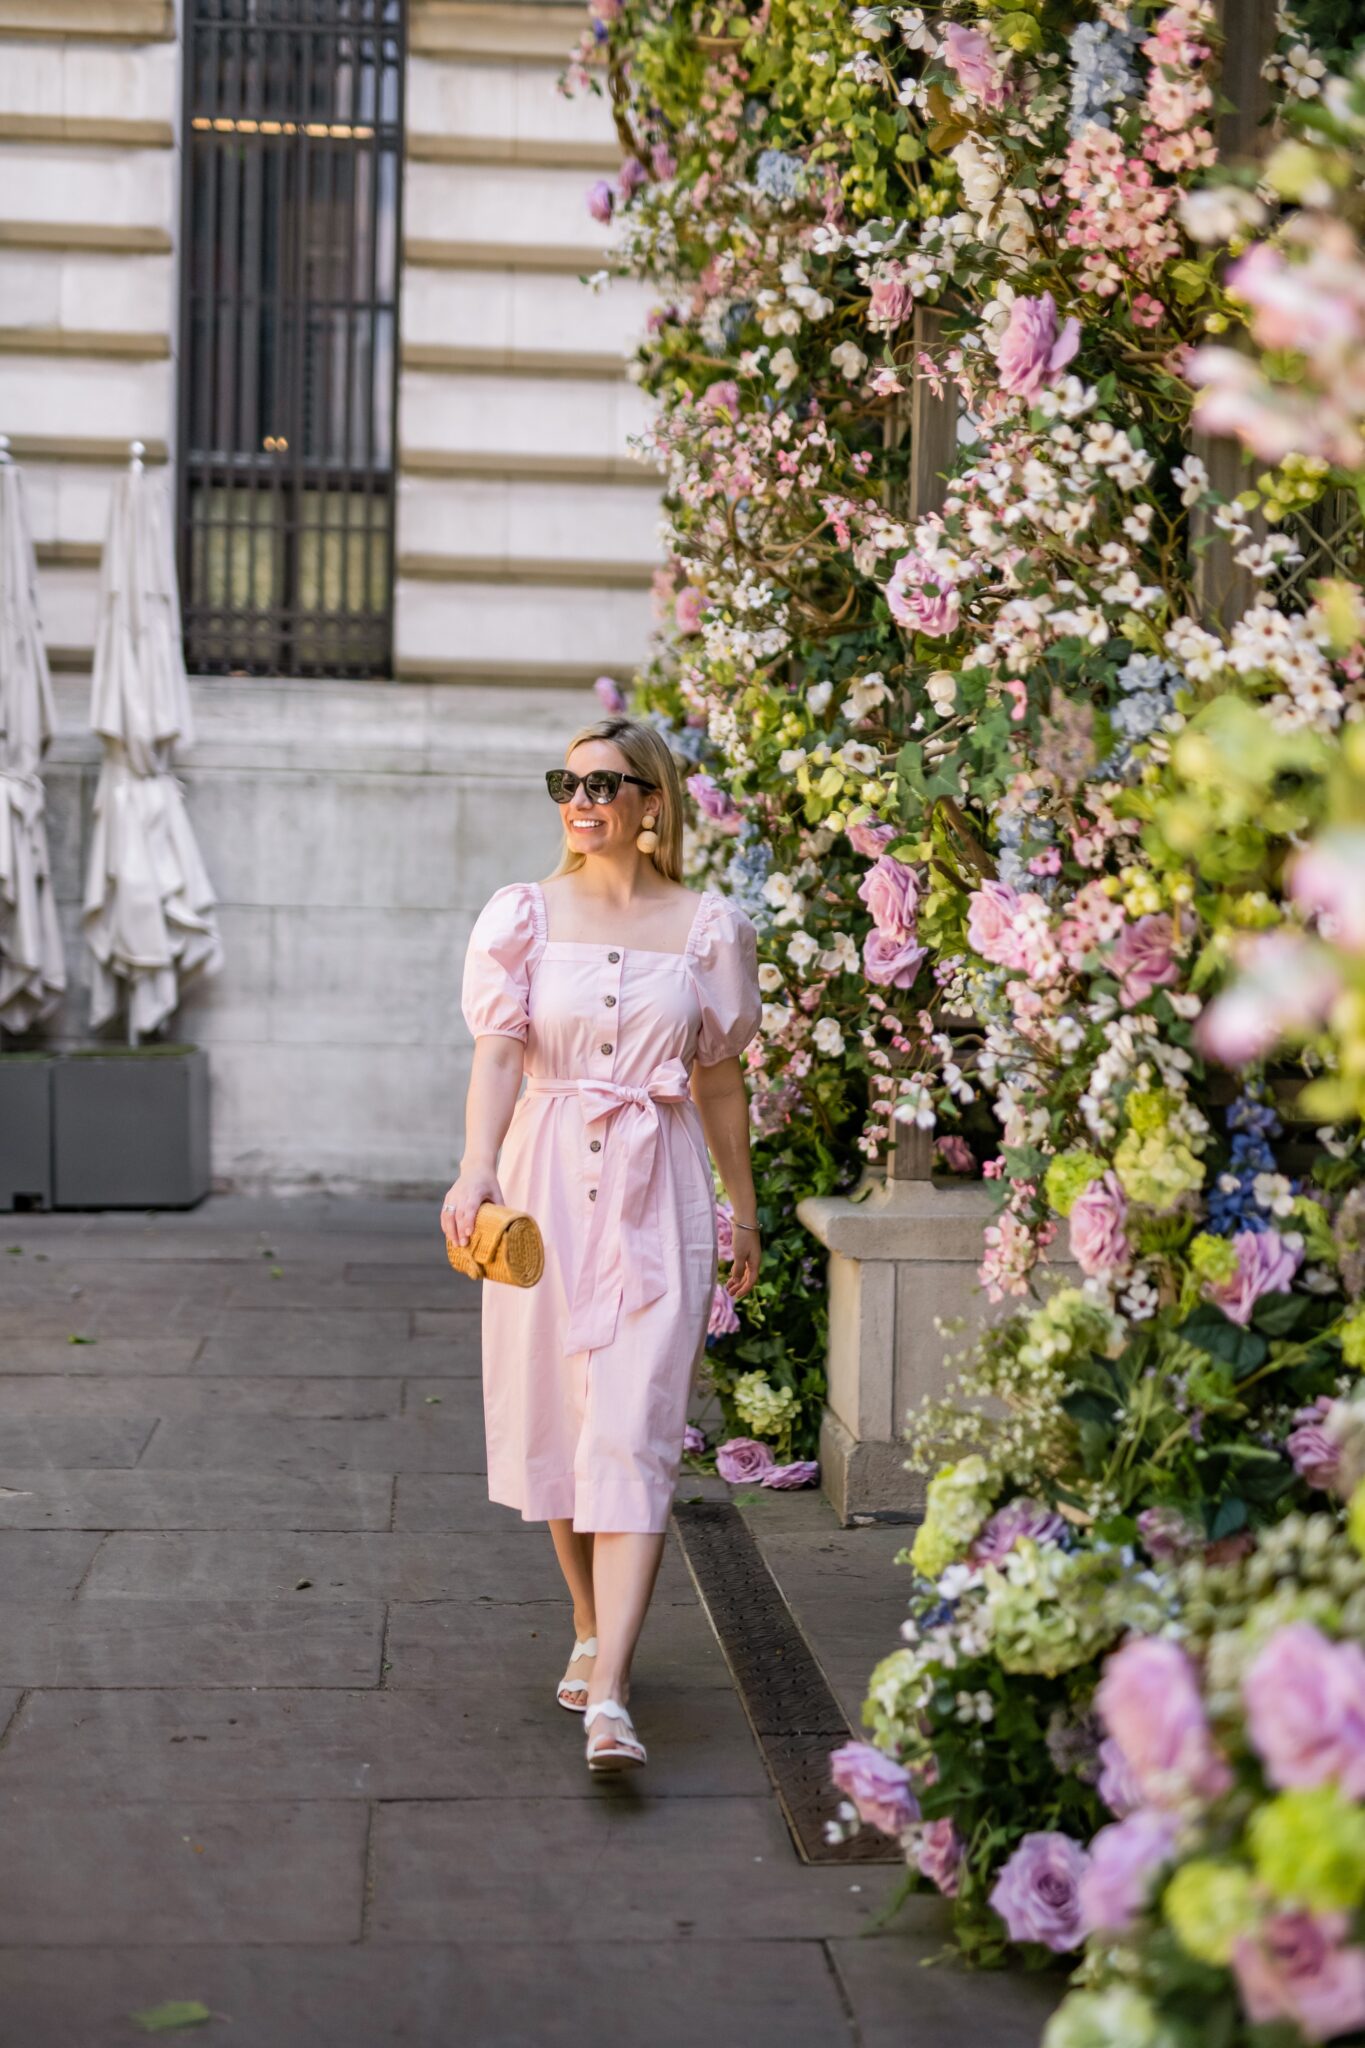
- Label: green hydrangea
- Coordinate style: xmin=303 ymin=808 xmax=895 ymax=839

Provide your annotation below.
xmin=910 ymin=1455 xmax=993 ymax=1579
xmin=1044 ymin=1988 xmax=1175 ymax=2048
xmin=1251 ymin=1785 xmax=1365 ymax=1912
xmin=1342 ymin=1306 xmax=1365 ymax=1370
xmin=1126 ymin=1088 xmax=1180 ymax=1138
xmin=732 ymin=1371 xmax=798 ymax=1447
xmin=1163 ymin=1859 xmax=1259 ymax=1964
xmin=1044 ymin=1150 xmax=1109 ymax=1218
xmin=861 ymin=1646 xmax=928 ymax=1751
xmin=980 ymin=1540 xmax=1159 ymax=1678
xmin=1113 ymin=1129 xmax=1205 ymax=1211
xmin=1189 ymin=1231 xmax=1239 ymax=1285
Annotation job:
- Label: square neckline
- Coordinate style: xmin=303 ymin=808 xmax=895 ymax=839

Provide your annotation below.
xmin=531 ymin=880 xmax=713 ymax=960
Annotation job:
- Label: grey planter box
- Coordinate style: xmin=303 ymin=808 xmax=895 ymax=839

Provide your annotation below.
xmin=0 ymin=1054 xmax=54 ymax=1212
xmin=53 ymin=1045 xmax=210 ymax=1209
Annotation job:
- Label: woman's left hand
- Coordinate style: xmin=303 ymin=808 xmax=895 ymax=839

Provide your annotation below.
xmin=726 ymin=1224 xmax=761 ymax=1302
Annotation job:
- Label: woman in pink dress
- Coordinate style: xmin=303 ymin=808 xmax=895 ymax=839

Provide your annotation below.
xmin=441 ymin=715 xmax=762 ymax=1775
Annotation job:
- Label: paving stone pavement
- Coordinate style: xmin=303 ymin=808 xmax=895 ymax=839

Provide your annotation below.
xmin=0 ymin=1197 xmax=1061 ymax=2048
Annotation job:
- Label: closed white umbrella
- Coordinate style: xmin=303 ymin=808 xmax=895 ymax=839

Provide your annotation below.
xmin=0 ymin=436 xmax=66 ymax=1034
xmin=81 ymin=444 xmax=223 ymax=1039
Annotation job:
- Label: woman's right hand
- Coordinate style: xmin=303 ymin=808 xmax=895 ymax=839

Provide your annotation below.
xmin=440 ymin=1164 xmax=503 ymax=1246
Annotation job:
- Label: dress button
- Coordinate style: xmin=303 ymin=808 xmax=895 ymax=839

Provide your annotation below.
xmin=590 ymin=1139 xmax=602 ymax=1153
xmin=608 ymin=950 xmax=620 ymax=963
xmin=604 ymin=994 xmax=616 ymax=1007
xmin=601 ymin=1043 xmax=613 ymax=1055
xmin=588 ymin=1188 xmax=597 ymax=1201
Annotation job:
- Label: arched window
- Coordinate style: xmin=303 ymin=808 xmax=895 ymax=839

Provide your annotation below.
xmin=177 ymin=0 xmax=405 ymax=677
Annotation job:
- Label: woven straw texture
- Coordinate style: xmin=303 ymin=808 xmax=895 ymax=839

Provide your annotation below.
xmin=446 ymin=1203 xmax=544 ymax=1288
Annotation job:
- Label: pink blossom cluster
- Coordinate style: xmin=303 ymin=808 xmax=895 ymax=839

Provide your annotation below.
xmin=1060 ymin=125 xmax=1180 ymax=297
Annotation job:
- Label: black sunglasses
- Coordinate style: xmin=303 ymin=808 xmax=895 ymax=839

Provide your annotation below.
xmin=545 ymin=769 xmax=657 ymax=805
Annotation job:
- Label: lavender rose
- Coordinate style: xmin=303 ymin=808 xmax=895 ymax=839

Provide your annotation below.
xmin=966 ymin=880 xmax=1025 ymax=971
xmin=1097 ymin=1735 xmax=1143 ymax=1817
xmin=917 ymin=1817 xmax=963 ymax=1897
xmin=1079 ymin=1810 xmax=1180 ymax=1935
xmin=1109 ymin=912 xmax=1178 ymax=1005
xmin=715 ymin=1437 xmax=774 ymax=1484
xmin=862 ymin=926 xmax=926 ymax=989
xmin=618 ymin=153 xmax=646 ymax=200
xmin=830 ymin=1741 xmax=919 ymax=1837
xmin=989 ymin=1831 xmax=1089 ymax=1952
xmin=1206 ymin=1228 xmax=1302 ymax=1328
xmin=585 ymin=178 xmax=614 ymax=224
xmin=593 ymin=674 xmax=626 ymax=713
xmin=996 ymin=291 xmax=1082 ymax=399
xmin=857 ymin=854 xmax=920 ymax=943
xmin=708 ymin=1283 xmax=740 ymax=1338
xmin=760 ymin=1459 xmax=820 ymax=1490
xmin=1069 ymin=1173 xmax=1131 ymax=1280
xmin=970 ymin=1496 xmax=1067 ymax=1565
xmin=1243 ymin=1622 xmax=1365 ymax=1800
xmin=682 ymin=1423 xmax=706 ymax=1457
xmin=1287 ymin=1397 xmax=1344 ymax=1493
xmin=1233 ymin=1910 xmax=1365 ymax=2042
xmin=1096 ymin=1638 xmax=1231 ymax=1810
xmin=686 ymin=771 xmax=741 ymax=830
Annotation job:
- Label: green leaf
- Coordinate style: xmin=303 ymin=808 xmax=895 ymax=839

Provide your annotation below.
xmin=1178 ymin=1305 xmax=1268 ymax=1378
xmin=1208 ymin=1495 xmax=1247 ymax=1542
xmin=130 ymin=2003 xmax=213 ymax=2034
xmin=68 ymin=1334 xmax=96 ymax=1346
xmin=1250 ymin=1290 xmax=1310 ymax=1337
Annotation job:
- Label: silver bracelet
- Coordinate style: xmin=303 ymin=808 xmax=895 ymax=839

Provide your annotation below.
xmin=731 ymin=1218 xmax=760 ymax=1232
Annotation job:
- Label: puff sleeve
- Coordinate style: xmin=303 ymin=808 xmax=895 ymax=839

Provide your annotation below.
xmin=690 ymin=893 xmax=763 ymax=1066
xmin=461 ymin=882 xmax=541 ymax=1043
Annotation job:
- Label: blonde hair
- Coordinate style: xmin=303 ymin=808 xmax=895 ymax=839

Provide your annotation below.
xmin=547 ymin=716 xmax=685 ymax=884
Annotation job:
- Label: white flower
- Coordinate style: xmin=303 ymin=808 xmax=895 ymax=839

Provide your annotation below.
xmin=1171 ymin=454 xmax=1208 ymax=506
xmin=1253 ymin=1171 xmax=1296 ymax=1218
xmin=761 ymin=1002 xmax=795 ymax=1036
xmin=831 ymin=340 xmax=868 ymax=380
xmin=763 ymin=871 xmax=798 ymax=910
xmin=846 ymin=672 xmax=891 ymax=719
xmin=852 ymin=5 xmax=891 ymax=41
xmin=758 ymin=962 xmax=785 ymax=994
xmin=787 ymin=930 xmax=820 ymax=970
xmin=813 ymin=1016 xmax=845 ymax=1058
xmin=819 ymin=932 xmax=860 ymax=975
xmin=1178 ymin=186 xmax=1267 ymax=244
xmin=806 ymin=679 xmax=834 ymax=715
xmin=839 ymin=740 xmax=880 ymax=775
xmin=778 ymin=747 xmax=807 ymax=775
xmin=926 ymin=669 xmax=958 ymax=716
xmin=770 ymin=346 xmax=799 ymax=389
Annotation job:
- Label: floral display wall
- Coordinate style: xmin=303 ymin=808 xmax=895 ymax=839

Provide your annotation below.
xmin=571 ymin=0 xmax=1365 ymax=2035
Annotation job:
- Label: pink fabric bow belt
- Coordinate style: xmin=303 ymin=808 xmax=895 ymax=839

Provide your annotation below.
xmin=525 ymin=1057 xmax=694 ymax=1355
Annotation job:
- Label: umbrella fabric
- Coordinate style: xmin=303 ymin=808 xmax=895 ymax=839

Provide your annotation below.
xmin=0 ymin=458 xmax=66 ymax=1032
xmin=81 ymin=462 xmax=222 ymax=1036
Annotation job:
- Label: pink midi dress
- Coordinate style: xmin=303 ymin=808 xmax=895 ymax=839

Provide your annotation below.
xmin=460 ymin=879 xmax=761 ymax=1534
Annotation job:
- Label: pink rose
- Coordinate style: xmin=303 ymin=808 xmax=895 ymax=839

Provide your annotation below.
xmin=830 ymin=1741 xmax=919 ymax=1837
xmin=917 ymin=1817 xmax=963 ymax=1897
xmin=686 ymin=771 xmax=741 ymax=830
xmin=1096 ymin=1638 xmax=1231 ymax=1810
xmin=862 ymin=926 xmax=926 ymax=989
xmin=935 ymin=1135 xmax=975 ymax=1175
xmin=868 ymin=268 xmax=913 ymax=332
xmin=715 ymin=1437 xmax=774 ymax=1483
xmin=1233 ymin=1911 xmax=1365 ymax=2042
xmin=1079 ymin=1810 xmax=1180 ymax=1935
xmin=585 ymin=178 xmax=614 ymax=225
xmin=996 ymin=292 xmax=1082 ymax=400
xmin=675 ymin=586 xmax=705 ymax=635
xmin=618 ymin=154 xmax=646 ymax=200
xmin=700 ymin=378 xmax=740 ymax=417
xmin=1287 ymin=1397 xmax=1344 ymax=1494
xmin=1243 ymin=1622 xmax=1365 ymax=1800
xmin=714 ymin=1202 xmax=735 ymax=1263
xmin=1205 ymin=1228 xmax=1302 ymax=1328
xmin=970 ymin=1497 xmax=1066 ymax=1564
xmin=1291 ymin=833 xmax=1365 ymax=952
xmin=1097 ymin=1735 xmax=1143 ymax=1818
xmin=886 ymin=552 xmax=959 ymax=638
xmin=846 ymin=818 xmax=897 ymax=857
xmin=989 ymin=1831 xmax=1089 ymax=1952
xmin=593 ymin=674 xmax=626 ymax=713
xmin=940 ymin=22 xmax=1007 ymax=107
xmin=857 ymin=854 xmax=919 ymax=943
xmin=708 ymin=1282 xmax=740 ymax=1337
xmin=1109 ymin=913 xmax=1178 ymax=1005
xmin=1069 ymin=1173 xmax=1131 ymax=1279
xmin=1198 ymin=930 xmax=1342 ymax=1065
xmin=967 ymin=880 xmax=1025 ymax=971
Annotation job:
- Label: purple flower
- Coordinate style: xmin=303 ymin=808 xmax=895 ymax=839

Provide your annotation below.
xmin=917 ymin=1817 xmax=963 ymax=1897
xmin=1109 ymin=913 xmax=1178 ymax=1005
xmin=970 ymin=1496 xmax=1067 ymax=1565
xmin=686 ymin=771 xmax=741 ymax=830
xmin=830 ymin=1741 xmax=919 ymax=1837
xmin=1243 ymin=1622 xmax=1365 ymax=1800
xmin=845 ymin=817 xmax=897 ymax=858
xmin=1079 ymin=1810 xmax=1180 ymax=1935
xmin=682 ymin=1423 xmax=706 ymax=1457
xmin=618 ymin=154 xmax=646 ymax=200
xmin=650 ymin=141 xmax=677 ymax=181
xmin=1069 ymin=1173 xmax=1131 ymax=1280
xmin=760 ymin=1459 xmax=820 ymax=1490
xmin=1233 ymin=1911 xmax=1365 ymax=2042
xmin=1096 ymin=1638 xmax=1231 ymax=1811
xmin=699 ymin=378 xmax=740 ymax=417
xmin=996 ymin=292 xmax=1082 ymax=399
xmin=708 ymin=1282 xmax=740 ymax=1337
xmin=989 ymin=1831 xmax=1089 ymax=1952
xmin=715 ymin=1437 xmax=774 ymax=1484
xmin=593 ymin=674 xmax=626 ymax=713
xmin=857 ymin=854 xmax=920 ymax=944
xmin=1287 ymin=1397 xmax=1344 ymax=1493
xmin=1137 ymin=1506 xmax=1201 ymax=1563
xmin=862 ymin=926 xmax=926 ymax=989
xmin=1206 ymin=1228 xmax=1302 ymax=1328
xmin=585 ymin=178 xmax=615 ymax=225
xmin=1097 ymin=1735 xmax=1143 ymax=1817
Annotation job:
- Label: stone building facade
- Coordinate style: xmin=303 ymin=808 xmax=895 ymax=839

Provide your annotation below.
xmin=0 ymin=0 xmax=656 ymax=1190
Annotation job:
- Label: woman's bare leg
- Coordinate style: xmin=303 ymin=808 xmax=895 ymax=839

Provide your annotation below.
xmin=585 ymin=1531 xmax=666 ymax=1750
xmin=548 ymin=1518 xmax=597 ymax=1705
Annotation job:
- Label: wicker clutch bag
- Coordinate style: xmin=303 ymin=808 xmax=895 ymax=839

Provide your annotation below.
xmin=445 ymin=1202 xmax=545 ymax=1288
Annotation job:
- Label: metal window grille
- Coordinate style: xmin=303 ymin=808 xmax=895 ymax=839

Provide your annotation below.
xmin=177 ymin=0 xmax=405 ymax=679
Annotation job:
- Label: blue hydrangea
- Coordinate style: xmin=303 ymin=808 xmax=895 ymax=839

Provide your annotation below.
xmin=726 ymin=825 xmax=772 ymax=921
xmin=644 ymin=707 xmax=705 ymax=763
xmin=1112 ymin=688 xmax=1170 ymax=744
xmin=996 ymin=795 xmax=1056 ymax=894
xmin=754 ymin=149 xmax=804 ymax=203
xmin=1067 ymin=17 xmax=1142 ymax=138
xmin=1102 ymin=655 xmax=1180 ymax=777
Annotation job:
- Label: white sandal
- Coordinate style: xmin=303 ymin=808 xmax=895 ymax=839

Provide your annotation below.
xmin=555 ymin=1635 xmax=598 ymax=1714
xmin=584 ymin=1698 xmax=647 ymax=1774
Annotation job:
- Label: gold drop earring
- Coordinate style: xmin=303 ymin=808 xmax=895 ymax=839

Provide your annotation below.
xmin=636 ymin=812 xmax=659 ymax=855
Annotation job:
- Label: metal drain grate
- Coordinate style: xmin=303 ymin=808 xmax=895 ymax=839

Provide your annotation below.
xmin=671 ymin=1498 xmax=901 ymax=1866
